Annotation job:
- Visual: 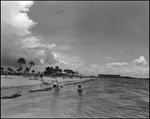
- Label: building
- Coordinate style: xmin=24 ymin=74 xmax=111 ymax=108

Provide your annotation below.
xmin=98 ymin=74 xmax=121 ymax=78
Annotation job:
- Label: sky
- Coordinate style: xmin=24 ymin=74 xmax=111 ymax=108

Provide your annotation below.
xmin=1 ymin=1 xmax=149 ymax=78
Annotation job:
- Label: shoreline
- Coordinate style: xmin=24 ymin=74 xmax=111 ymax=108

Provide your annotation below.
xmin=1 ymin=76 xmax=149 ymax=99
xmin=1 ymin=76 xmax=149 ymax=90
xmin=1 ymin=76 xmax=96 ymax=99
xmin=1 ymin=76 xmax=94 ymax=89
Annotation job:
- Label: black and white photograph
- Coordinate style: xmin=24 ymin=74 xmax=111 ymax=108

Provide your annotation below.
xmin=1 ymin=1 xmax=149 ymax=118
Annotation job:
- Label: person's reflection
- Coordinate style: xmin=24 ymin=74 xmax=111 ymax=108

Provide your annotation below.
xmin=76 ymin=98 xmax=83 ymax=117
xmin=50 ymin=91 xmax=60 ymax=117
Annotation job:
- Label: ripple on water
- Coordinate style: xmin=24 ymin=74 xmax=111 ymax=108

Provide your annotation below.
xmin=1 ymin=79 xmax=149 ymax=118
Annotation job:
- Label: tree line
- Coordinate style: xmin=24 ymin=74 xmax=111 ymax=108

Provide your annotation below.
xmin=1 ymin=57 xmax=83 ymax=78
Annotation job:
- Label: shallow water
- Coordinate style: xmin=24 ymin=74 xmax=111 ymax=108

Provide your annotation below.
xmin=1 ymin=78 xmax=149 ymax=118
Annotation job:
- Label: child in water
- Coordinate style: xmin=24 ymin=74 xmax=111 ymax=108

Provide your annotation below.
xmin=77 ymin=85 xmax=82 ymax=99
xmin=53 ymin=80 xmax=60 ymax=92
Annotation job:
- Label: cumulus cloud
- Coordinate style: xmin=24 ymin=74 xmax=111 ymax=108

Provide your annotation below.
xmin=91 ymin=64 xmax=99 ymax=68
xmin=50 ymin=52 xmax=86 ymax=71
xmin=1 ymin=1 xmax=36 ymax=36
xmin=47 ymin=44 xmax=56 ymax=48
xmin=1 ymin=1 xmax=61 ymax=67
xmin=107 ymin=62 xmax=128 ymax=66
xmin=51 ymin=52 xmax=68 ymax=65
xmin=53 ymin=52 xmax=86 ymax=65
xmin=79 ymin=56 xmax=149 ymax=77
xmin=132 ymin=56 xmax=147 ymax=66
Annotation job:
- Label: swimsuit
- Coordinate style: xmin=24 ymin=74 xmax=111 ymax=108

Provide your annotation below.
xmin=78 ymin=88 xmax=82 ymax=96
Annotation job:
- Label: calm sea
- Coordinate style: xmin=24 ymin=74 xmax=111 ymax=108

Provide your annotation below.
xmin=1 ymin=78 xmax=149 ymax=118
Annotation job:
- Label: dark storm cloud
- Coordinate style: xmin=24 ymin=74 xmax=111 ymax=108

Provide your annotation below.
xmin=1 ymin=1 xmax=59 ymax=67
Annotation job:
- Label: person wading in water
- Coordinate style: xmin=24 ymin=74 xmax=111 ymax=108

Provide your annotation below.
xmin=53 ymin=80 xmax=60 ymax=92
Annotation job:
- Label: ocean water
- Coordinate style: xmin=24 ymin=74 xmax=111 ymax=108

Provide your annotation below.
xmin=1 ymin=78 xmax=149 ymax=118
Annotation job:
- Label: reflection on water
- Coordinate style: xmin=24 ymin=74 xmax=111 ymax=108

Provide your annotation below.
xmin=76 ymin=98 xmax=83 ymax=117
xmin=50 ymin=92 xmax=60 ymax=117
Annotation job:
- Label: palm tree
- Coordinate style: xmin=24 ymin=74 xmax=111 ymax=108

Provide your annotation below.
xmin=26 ymin=67 xmax=29 ymax=73
xmin=17 ymin=58 xmax=26 ymax=73
xmin=29 ymin=61 xmax=35 ymax=73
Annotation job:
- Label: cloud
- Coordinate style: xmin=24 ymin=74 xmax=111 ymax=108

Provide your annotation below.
xmin=132 ymin=56 xmax=147 ymax=66
xmin=48 ymin=52 xmax=86 ymax=71
xmin=1 ymin=1 xmax=84 ymax=68
xmin=47 ymin=44 xmax=56 ymax=48
xmin=91 ymin=64 xmax=99 ymax=68
xmin=54 ymin=52 xmax=86 ymax=65
xmin=1 ymin=1 xmax=60 ymax=67
xmin=1 ymin=41 xmax=58 ymax=67
xmin=79 ymin=56 xmax=149 ymax=77
xmin=51 ymin=52 xmax=68 ymax=65
xmin=107 ymin=62 xmax=128 ymax=66
xmin=69 ymin=63 xmax=84 ymax=70
xmin=1 ymin=1 xmax=36 ymax=36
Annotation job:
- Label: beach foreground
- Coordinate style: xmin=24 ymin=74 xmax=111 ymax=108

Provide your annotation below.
xmin=1 ymin=75 xmax=149 ymax=118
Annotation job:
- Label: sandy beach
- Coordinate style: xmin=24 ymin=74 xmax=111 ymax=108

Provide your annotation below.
xmin=1 ymin=75 xmax=93 ymax=96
